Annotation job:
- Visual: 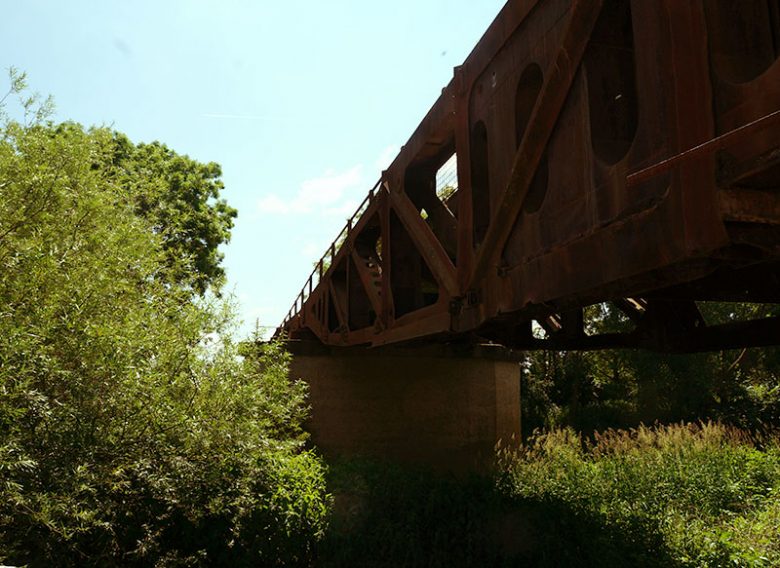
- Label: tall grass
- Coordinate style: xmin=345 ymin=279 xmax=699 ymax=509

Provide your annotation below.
xmin=320 ymin=423 xmax=780 ymax=567
xmin=498 ymin=422 xmax=780 ymax=567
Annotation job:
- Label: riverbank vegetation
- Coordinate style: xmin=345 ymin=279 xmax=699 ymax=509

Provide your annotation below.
xmin=0 ymin=70 xmax=328 ymax=566
xmin=320 ymin=423 xmax=780 ymax=567
xmin=521 ymin=303 xmax=780 ymax=438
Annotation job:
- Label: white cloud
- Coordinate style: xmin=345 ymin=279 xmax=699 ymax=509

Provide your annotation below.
xmin=255 ymin=194 xmax=292 ymax=214
xmin=323 ymin=198 xmax=360 ymax=218
xmin=301 ymin=241 xmax=322 ymax=258
xmin=298 ymin=166 xmax=363 ymax=207
xmin=256 ymin=165 xmax=364 ymax=216
xmin=374 ymin=144 xmax=399 ymax=171
xmin=256 ymin=145 xmax=399 ymax=219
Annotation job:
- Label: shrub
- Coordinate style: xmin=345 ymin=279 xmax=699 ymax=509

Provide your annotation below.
xmin=0 ymin=76 xmax=328 ymax=566
xmin=317 ymin=424 xmax=780 ymax=567
xmin=498 ymin=422 xmax=780 ymax=567
xmin=319 ymin=460 xmax=506 ymax=567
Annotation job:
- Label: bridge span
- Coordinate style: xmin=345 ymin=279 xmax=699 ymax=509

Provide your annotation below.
xmin=278 ymin=0 xmax=780 ymax=354
xmin=275 ymin=0 xmax=780 ymax=468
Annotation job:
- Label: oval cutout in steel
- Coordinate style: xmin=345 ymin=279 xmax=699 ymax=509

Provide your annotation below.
xmin=514 ymin=63 xmax=549 ymax=214
xmin=585 ymin=0 xmax=639 ymax=165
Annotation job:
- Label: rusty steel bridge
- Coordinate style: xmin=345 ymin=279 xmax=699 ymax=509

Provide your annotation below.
xmin=277 ymin=0 xmax=780 ymax=353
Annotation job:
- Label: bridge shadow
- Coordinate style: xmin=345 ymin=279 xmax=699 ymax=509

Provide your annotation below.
xmin=318 ymin=458 xmax=681 ymax=568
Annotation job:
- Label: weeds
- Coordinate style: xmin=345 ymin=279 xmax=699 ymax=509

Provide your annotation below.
xmin=499 ymin=422 xmax=780 ymax=567
xmin=320 ymin=423 xmax=780 ymax=567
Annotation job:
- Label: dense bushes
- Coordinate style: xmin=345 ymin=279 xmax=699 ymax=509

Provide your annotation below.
xmin=320 ymin=424 xmax=780 ymax=567
xmin=320 ymin=460 xmax=504 ymax=567
xmin=500 ymin=422 xmax=780 ymax=566
xmin=0 ymin=74 xmax=328 ymax=566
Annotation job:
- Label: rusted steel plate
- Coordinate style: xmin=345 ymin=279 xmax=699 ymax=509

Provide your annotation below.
xmin=279 ymin=0 xmax=780 ymax=352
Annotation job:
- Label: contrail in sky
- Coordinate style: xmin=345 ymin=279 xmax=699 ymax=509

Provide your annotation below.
xmin=202 ymin=113 xmax=287 ymax=121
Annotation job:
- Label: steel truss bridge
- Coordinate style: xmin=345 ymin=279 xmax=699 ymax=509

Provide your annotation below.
xmin=278 ymin=0 xmax=780 ymax=353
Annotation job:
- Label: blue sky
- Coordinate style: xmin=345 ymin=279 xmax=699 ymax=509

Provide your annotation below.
xmin=2 ymin=0 xmax=505 ymax=337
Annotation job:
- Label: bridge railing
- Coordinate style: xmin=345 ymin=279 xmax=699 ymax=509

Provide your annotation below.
xmin=281 ymin=179 xmax=383 ymax=329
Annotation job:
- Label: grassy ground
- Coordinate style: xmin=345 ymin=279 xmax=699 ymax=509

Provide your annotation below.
xmin=318 ymin=423 xmax=780 ymax=567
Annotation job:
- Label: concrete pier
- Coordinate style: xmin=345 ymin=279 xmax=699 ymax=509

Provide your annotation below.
xmin=288 ymin=341 xmax=522 ymax=471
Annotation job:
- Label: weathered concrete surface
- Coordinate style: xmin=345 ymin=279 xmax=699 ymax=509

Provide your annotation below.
xmin=288 ymin=342 xmax=521 ymax=471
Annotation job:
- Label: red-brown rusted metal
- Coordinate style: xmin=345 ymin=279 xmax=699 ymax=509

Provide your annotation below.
xmin=278 ymin=0 xmax=780 ymax=352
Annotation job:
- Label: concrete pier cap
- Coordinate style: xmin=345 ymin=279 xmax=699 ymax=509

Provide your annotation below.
xmin=286 ymin=339 xmax=522 ymax=472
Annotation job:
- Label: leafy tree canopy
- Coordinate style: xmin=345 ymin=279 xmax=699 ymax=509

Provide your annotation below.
xmin=108 ymin=131 xmax=237 ymax=295
xmin=37 ymin=121 xmax=237 ymax=296
xmin=0 ymin=69 xmax=327 ymax=566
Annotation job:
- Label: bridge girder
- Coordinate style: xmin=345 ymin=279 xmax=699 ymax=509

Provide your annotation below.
xmin=279 ymin=0 xmax=780 ymax=353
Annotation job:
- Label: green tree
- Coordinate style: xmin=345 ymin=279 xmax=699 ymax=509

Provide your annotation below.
xmin=522 ymin=301 xmax=780 ymax=437
xmin=38 ymin=120 xmax=237 ymax=296
xmin=0 ymin=70 xmax=327 ymax=566
xmin=108 ymin=133 xmax=237 ymax=295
